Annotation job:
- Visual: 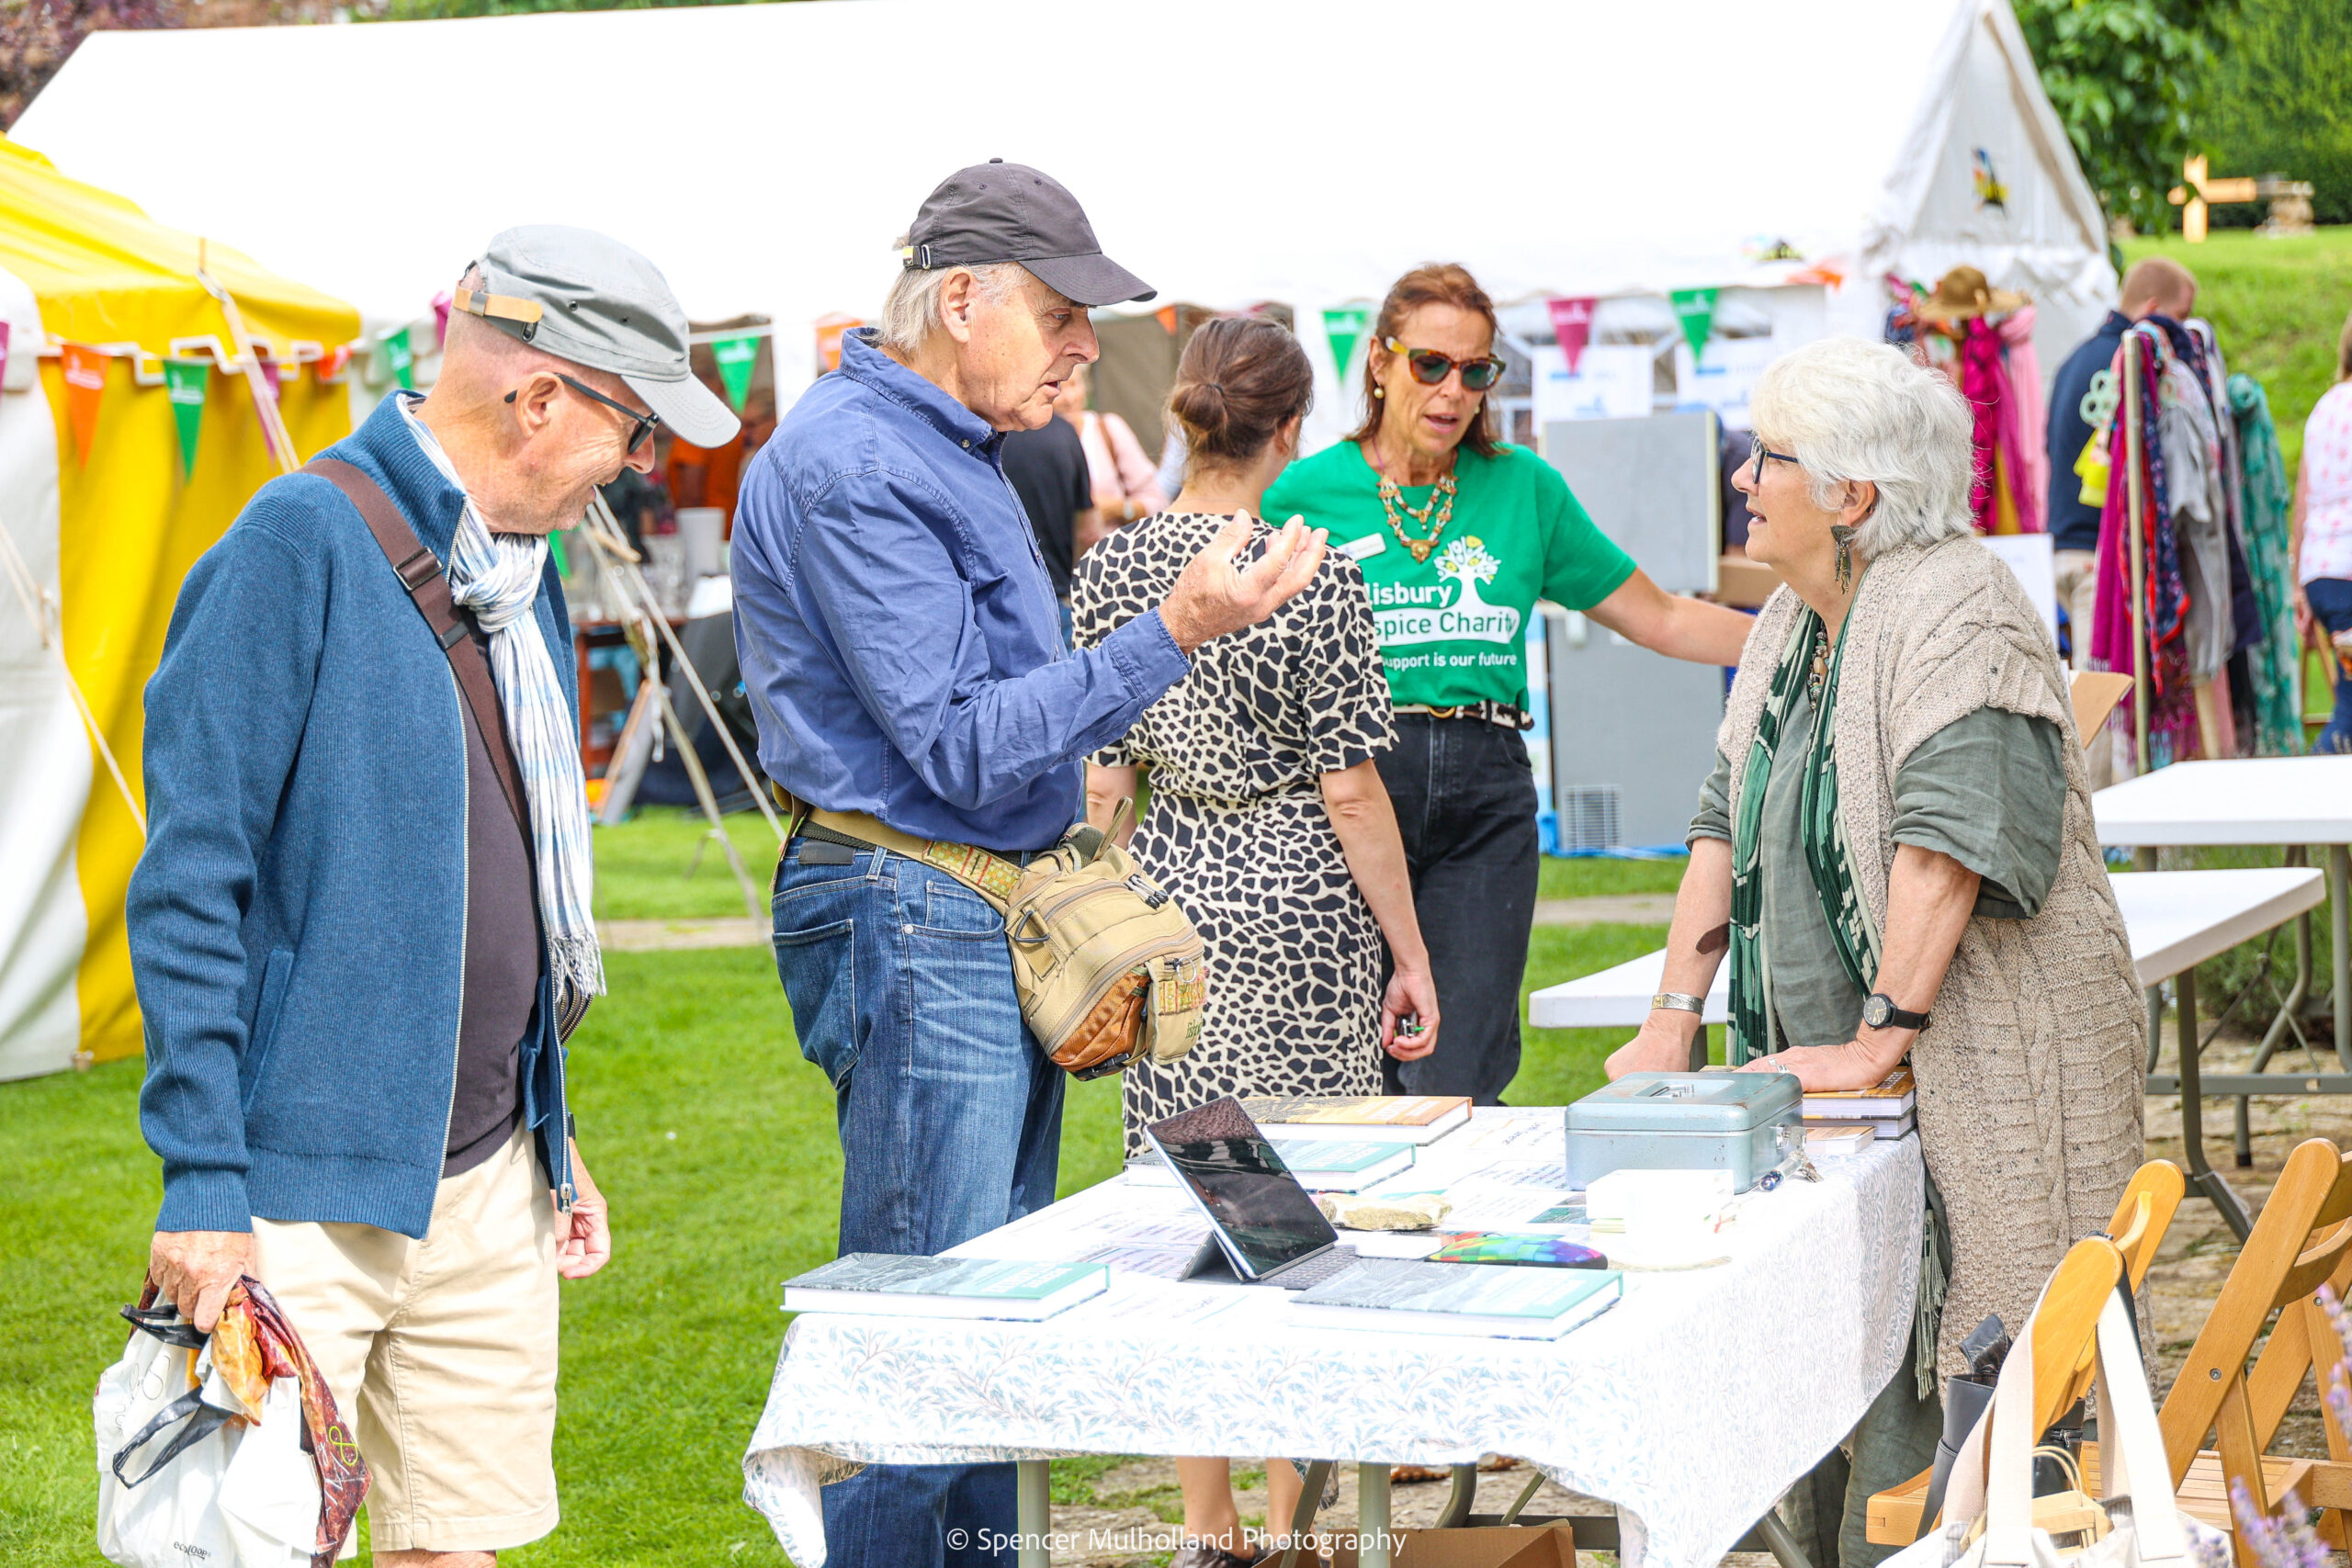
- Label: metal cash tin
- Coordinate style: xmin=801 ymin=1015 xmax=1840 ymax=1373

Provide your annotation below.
xmin=1564 ymin=1071 xmax=1803 ymax=1192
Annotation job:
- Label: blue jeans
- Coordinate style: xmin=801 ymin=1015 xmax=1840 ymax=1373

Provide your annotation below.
xmin=2308 ymin=579 xmax=2352 ymax=754
xmin=769 ymin=843 xmax=1064 ymax=1568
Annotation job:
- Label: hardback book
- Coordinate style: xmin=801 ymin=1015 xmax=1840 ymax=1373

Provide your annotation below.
xmin=1126 ymin=1138 xmax=1415 ymax=1192
xmin=1804 ymin=1122 xmax=1876 ymax=1156
xmin=784 ymin=1255 xmax=1109 ymax=1321
xmin=1289 ymin=1259 xmax=1623 ymax=1339
xmin=1238 ymin=1094 xmax=1473 ymax=1145
xmin=1801 ymin=1066 xmax=1916 ymax=1120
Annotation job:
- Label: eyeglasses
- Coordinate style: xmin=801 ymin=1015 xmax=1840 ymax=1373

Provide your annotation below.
xmin=1747 ymin=436 xmax=1800 ymax=485
xmin=1382 ymin=337 xmax=1507 ymax=392
xmin=506 ymin=374 xmax=663 ymax=455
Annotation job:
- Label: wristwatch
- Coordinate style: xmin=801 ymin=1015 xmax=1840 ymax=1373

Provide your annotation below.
xmin=1861 ymin=992 xmax=1931 ymax=1032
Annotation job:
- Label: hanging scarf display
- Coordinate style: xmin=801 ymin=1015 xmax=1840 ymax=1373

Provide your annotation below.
xmin=1727 ymin=610 xmax=1877 ymax=1064
xmin=1886 ymin=272 xmax=2041 ymax=535
xmin=2090 ymin=322 xmax=2199 ymax=768
xmin=2230 ymin=373 xmax=2305 ymax=755
xmin=1996 ymin=307 xmax=2047 ymax=529
xmin=1959 ymin=320 xmax=2005 ymax=532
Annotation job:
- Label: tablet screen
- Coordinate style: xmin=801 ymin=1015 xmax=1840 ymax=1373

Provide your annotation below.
xmin=1145 ymin=1098 xmax=1339 ymax=1279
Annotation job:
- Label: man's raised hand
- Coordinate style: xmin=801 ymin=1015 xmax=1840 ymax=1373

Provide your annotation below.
xmin=1159 ymin=511 xmax=1329 ymax=654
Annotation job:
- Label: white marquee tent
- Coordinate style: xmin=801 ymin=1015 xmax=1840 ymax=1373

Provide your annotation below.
xmin=16 ymin=0 xmax=2114 ymax=446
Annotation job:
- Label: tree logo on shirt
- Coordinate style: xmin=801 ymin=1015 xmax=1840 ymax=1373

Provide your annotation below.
xmin=1370 ymin=534 xmax=1521 ymax=649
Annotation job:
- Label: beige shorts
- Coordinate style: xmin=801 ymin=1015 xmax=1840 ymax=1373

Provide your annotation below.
xmin=252 ymin=1123 xmax=560 ymax=1555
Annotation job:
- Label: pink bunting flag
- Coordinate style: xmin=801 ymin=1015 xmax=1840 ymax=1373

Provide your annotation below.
xmin=1546 ymin=297 xmax=1598 ymax=374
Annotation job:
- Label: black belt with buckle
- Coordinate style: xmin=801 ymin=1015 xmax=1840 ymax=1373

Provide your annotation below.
xmin=1395 ymin=701 xmax=1534 ymax=731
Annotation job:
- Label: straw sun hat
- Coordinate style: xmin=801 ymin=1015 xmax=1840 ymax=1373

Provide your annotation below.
xmin=1913 ymin=265 xmax=2027 ymax=322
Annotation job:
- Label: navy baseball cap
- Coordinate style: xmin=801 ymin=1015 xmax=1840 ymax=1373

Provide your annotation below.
xmin=902 ymin=160 xmax=1155 ymax=308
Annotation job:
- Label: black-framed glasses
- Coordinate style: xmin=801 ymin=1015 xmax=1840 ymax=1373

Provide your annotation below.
xmin=1383 ymin=336 xmax=1507 ymax=392
xmin=506 ymin=374 xmax=663 ymax=455
xmin=1747 ymin=435 xmax=1799 ymax=485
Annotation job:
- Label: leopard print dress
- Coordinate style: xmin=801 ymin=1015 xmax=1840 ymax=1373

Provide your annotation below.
xmin=1071 ymin=512 xmax=1397 ymax=1158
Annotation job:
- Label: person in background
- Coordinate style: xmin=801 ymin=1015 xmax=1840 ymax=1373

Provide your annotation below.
xmin=600 ymin=462 xmax=662 ymax=558
xmin=2045 ymin=256 xmax=2195 ymax=784
xmin=2293 ymin=308 xmax=2352 ymax=754
xmin=1000 ymin=407 xmax=1102 ymax=647
xmin=1074 ymin=316 xmax=1440 ymax=1568
xmin=730 ymin=161 xmax=1327 ymax=1568
xmin=1609 ymin=339 xmax=2143 ymax=1567
xmin=1056 ymin=361 xmax=1167 ymax=523
xmin=1263 ymin=263 xmax=1752 ymax=1104
xmin=133 ymin=227 xmax=741 ymax=1565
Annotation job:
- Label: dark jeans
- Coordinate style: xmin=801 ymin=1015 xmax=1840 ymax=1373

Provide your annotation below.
xmin=1376 ymin=715 xmax=1541 ymax=1104
xmin=2308 ymin=578 xmax=2352 ymax=755
xmin=770 ymin=842 xmax=1066 ymax=1568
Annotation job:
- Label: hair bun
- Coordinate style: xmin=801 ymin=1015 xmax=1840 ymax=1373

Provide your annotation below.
xmin=1167 ymin=319 xmax=1315 ymax=468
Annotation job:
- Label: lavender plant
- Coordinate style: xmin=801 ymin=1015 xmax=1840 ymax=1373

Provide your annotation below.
xmin=2227 ymin=1282 xmax=2352 ymax=1568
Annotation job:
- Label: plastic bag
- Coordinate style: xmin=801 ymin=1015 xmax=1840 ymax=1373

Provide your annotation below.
xmin=93 ymin=1280 xmax=366 ymax=1568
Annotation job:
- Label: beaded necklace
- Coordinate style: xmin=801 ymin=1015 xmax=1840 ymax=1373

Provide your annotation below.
xmin=1376 ymin=470 xmax=1458 ymax=563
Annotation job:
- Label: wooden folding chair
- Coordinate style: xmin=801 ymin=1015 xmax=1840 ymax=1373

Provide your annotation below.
xmin=2092 ymin=1135 xmax=2352 ymax=1544
xmin=1865 ymin=1160 xmax=2185 ymax=1545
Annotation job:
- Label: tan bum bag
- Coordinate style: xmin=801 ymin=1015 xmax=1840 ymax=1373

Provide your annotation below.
xmin=782 ymin=793 xmax=1206 ymax=1078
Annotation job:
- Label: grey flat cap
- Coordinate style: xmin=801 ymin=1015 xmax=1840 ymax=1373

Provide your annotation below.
xmin=458 ymin=225 xmax=741 ymax=448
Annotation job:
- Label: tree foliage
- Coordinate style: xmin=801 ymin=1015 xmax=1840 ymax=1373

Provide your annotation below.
xmin=2015 ymin=0 xmax=2236 ymax=233
xmin=2200 ymin=0 xmax=2352 ymax=227
xmin=0 ymin=0 xmax=175 ymax=127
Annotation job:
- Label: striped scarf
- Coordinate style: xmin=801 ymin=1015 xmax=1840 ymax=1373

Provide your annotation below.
xmin=1726 ymin=607 xmax=1876 ymax=1063
xmin=401 ymin=397 xmax=605 ymax=1004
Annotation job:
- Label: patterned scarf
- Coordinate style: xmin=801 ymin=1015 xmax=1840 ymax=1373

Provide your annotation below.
xmin=401 ymin=397 xmax=605 ymax=1003
xmin=1726 ymin=607 xmax=1878 ymax=1063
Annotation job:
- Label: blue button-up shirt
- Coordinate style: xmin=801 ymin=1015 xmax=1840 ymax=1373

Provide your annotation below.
xmin=732 ymin=330 xmax=1191 ymax=854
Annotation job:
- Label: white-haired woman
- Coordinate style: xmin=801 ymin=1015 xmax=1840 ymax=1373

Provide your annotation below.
xmin=1606 ymin=338 xmax=2144 ymax=1568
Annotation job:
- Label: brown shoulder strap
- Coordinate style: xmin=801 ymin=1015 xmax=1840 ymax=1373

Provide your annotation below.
xmin=304 ymin=457 xmax=530 ymax=836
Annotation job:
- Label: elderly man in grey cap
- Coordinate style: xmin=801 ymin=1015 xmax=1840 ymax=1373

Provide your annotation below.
xmin=131 ymin=227 xmax=736 ymax=1566
xmin=732 ymin=163 xmax=1325 ymax=1566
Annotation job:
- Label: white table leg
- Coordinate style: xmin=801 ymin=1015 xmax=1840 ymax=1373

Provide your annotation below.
xmin=1015 ymin=1459 xmax=1050 ymax=1568
xmin=1357 ymin=1461 xmax=1392 ymax=1568
xmin=2331 ymin=845 xmax=2350 ymax=1070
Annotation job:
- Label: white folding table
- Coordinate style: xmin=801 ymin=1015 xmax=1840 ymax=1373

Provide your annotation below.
xmin=1525 ymin=867 xmax=2325 ymax=1237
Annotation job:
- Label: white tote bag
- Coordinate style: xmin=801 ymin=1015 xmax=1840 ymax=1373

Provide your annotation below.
xmin=1887 ymin=1289 xmax=2231 ymax=1568
xmin=94 ymin=1307 xmax=319 ymax=1568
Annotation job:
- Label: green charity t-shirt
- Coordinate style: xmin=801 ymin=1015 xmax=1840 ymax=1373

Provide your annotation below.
xmin=1263 ymin=440 xmax=1636 ymax=710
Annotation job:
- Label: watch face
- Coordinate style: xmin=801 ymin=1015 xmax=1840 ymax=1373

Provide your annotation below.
xmin=1863 ymin=995 xmax=1891 ymax=1029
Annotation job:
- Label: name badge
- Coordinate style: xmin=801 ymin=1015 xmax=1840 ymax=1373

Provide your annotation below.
xmin=1339 ymin=534 xmax=1387 ymax=563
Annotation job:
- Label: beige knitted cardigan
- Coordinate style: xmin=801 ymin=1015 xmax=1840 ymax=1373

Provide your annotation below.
xmin=1719 ymin=536 xmax=2146 ymax=1376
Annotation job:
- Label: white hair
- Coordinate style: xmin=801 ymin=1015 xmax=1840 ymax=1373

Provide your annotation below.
xmin=1748 ymin=337 xmax=1976 ymax=557
xmin=876 ymin=239 xmax=1033 ymax=354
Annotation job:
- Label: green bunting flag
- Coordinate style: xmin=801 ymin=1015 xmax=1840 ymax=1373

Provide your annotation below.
xmin=164 ymin=358 xmax=209 ymax=479
xmin=709 ymin=334 xmax=761 ymax=412
xmin=1669 ymin=288 xmax=1719 ymax=364
xmin=381 ymin=326 xmax=415 ymax=390
xmin=1322 ymin=306 xmax=1371 ymax=379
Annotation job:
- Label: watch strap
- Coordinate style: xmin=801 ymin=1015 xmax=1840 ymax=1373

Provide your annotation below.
xmin=1865 ymin=992 xmax=1931 ymax=1032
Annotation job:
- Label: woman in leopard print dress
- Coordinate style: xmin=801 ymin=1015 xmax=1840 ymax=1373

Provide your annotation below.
xmin=1073 ymin=315 xmax=1442 ymax=1568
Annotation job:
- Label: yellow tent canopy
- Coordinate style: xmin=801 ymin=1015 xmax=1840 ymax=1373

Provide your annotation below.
xmin=0 ymin=136 xmax=358 ymax=1077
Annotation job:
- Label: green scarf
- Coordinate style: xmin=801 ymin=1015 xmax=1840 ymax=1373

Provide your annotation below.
xmin=1726 ymin=607 xmax=1880 ymax=1063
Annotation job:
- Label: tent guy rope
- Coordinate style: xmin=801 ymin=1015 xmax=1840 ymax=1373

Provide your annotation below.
xmin=0 ymin=513 xmax=145 ymax=838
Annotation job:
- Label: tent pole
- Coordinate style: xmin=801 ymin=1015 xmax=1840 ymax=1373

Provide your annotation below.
xmin=2122 ymin=331 xmax=2150 ymax=775
xmin=196 ymin=249 xmax=300 ymax=476
xmin=582 ymin=494 xmax=787 ymax=847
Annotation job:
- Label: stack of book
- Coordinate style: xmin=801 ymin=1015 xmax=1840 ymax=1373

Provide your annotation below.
xmin=1128 ymin=1137 xmax=1415 ymax=1192
xmin=1238 ymin=1094 xmax=1472 ymax=1147
xmin=1289 ymin=1258 xmax=1623 ymax=1340
xmin=784 ymin=1255 xmax=1109 ymax=1322
xmin=1801 ymin=1066 xmax=1916 ymax=1150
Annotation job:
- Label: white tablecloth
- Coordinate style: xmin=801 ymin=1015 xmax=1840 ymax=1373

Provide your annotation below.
xmin=742 ymin=1112 xmax=1923 ymax=1568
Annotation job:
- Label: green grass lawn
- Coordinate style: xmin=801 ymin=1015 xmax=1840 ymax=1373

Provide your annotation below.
xmin=0 ymin=868 xmax=1657 ymax=1564
xmin=2121 ymin=225 xmax=2352 ymax=478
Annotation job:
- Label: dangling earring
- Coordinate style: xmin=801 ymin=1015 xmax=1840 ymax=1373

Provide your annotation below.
xmin=1831 ymin=525 xmax=1856 ymax=593
xmin=1374 ymin=385 xmax=1385 ymax=399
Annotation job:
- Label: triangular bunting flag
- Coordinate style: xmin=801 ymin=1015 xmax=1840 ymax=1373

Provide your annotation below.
xmin=61 ymin=344 xmax=107 ymax=466
xmin=1669 ymin=288 xmax=1719 ymax=364
xmin=1546 ymin=297 xmax=1598 ymax=374
xmin=1322 ymin=306 xmax=1371 ymax=380
xmin=709 ymin=334 xmax=761 ymax=412
xmin=164 ymin=358 xmax=209 ymax=479
xmin=380 ymin=326 xmax=414 ymax=390
xmin=257 ymin=355 xmax=282 ymax=404
xmin=319 ymin=344 xmax=352 ymax=381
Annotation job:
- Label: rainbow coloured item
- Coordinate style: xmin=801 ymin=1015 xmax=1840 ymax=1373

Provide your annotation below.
xmin=1426 ymin=1233 xmax=1609 ymax=1269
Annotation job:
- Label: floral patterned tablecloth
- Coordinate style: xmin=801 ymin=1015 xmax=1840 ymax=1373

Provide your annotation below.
xmin=743 ymin=1112 xmax=1922 ymax=1568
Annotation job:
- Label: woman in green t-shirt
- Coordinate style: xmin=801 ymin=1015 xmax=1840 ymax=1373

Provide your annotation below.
xmin=1263 ymin=264 xmax=1751 ymax=1102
